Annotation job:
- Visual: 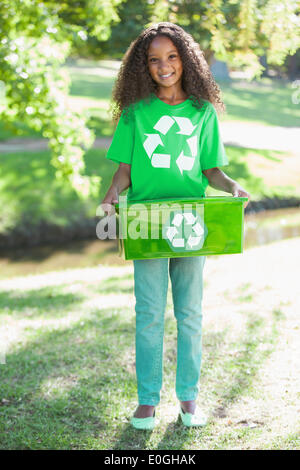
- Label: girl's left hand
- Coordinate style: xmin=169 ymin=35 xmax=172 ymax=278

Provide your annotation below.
xmin=231 ymin=184 xmax=251 ymax=208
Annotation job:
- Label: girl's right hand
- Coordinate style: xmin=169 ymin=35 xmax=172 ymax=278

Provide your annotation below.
xmin=101 ymin=185 xmax=119 ymax=215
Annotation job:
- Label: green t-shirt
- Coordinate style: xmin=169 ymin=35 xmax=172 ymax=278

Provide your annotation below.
xmin=106 ymin=93 xmax=228 ymax=202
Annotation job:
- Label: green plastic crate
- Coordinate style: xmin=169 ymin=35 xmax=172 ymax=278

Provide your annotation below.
xmin=115 ymin=196 xmax=247 ymax=260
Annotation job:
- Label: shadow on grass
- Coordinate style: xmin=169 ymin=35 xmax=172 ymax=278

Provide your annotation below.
xmin=220 ymin=146 xmax=265 ymax=197
xmin=207 ymin=313 xmax=280 ymax=421
xmin=220 ymin=79 xmax=299 ymax=127
xmin=155 ymin=314 xmax=280 ymax=450
xmin=0 ymin=150 xmax=101 ymax=231
xmin=0 ymin=286 xmax=84 ymax=317
xmin=156 ymin=419 xmax=207 ymax=451
xmin=0 ymin=305 xmax=137 ymax=449
xmin=111 ymin=312 xmax=276 ymax=451
xmin=0 ymin=271 xmax=134 ymax=319
xmin=111 ymin=424 xmax=154 ymax=451
xmin=0 ymin=147 xmax=118 ymax=245
xmin=94 ymin=274 xmax=134 ymax=295
xmin=0 ymin=282 xmax=282 ymax=449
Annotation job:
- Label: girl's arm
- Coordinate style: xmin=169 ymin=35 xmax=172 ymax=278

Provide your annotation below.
xmin=202 ymin=167 xmax=250 ymax=208
xmin=102 ymin=162 xmax=131 ymax=214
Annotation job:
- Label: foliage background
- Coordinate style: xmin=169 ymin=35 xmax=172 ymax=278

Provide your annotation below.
xmin=1 ymin=0 xmax=299 ymax=198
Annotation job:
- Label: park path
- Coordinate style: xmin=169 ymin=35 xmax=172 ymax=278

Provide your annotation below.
xmin=0 ymin=121 xmax=299 ymax=154
xmin=220 ymin=121 xmax=299 ymax=153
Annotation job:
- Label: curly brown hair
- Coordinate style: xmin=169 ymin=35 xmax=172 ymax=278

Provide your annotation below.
xmin=110 ymin=22 xmax=226 ymax=123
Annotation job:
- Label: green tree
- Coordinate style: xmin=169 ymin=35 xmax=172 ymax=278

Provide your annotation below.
xmin=76 ymin=0 xmax=299 ymax=78
xmin=100 ymin=0 xmax=154 ymax=58
xmin=71 ymin=0 xmax=155 ymax=58
xmin=0 ymin=0 xmax=122 ymax=197
xmin=150 ymin=0 xmax=300 ymax=78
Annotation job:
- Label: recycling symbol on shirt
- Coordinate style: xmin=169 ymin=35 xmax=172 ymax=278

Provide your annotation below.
xmin=162 ymin=209 xmax=208 ymax=252
xmin=143 ymin=115 xmax=197 ymax=174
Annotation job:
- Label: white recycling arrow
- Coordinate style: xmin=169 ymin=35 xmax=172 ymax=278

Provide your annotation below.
xmin=154 ymin=115 xmax=175 ymax=135
xmin=187 ymin=135 xmax=198 ymax=157
xmin=192 ymin=222 xmax=204 ymax=237
xmin=183 ymin=212 xmax=197 ymax=225
xmin=187 ymin=234 xmax=201 ymax=248
xmin=143 ymin=134 xmax=163 ymax=159
xmin=173 ymin=117 xmax=196 ymax=135
xmin=166 ymin=226 xmax=178 ymax=242
xmin=176 ymin=151 xmax=195 ymax=175
xmin=144 ymin=116 xmax=198 ymax=173
xmin=152 ymin=153 xmax=171 ymax=168
xmin=172 ymin=213 xmax=184 ymax=227
xmin=172 ymin=238 xmax=185 ymax=248
xmin=163 ymin=210 xmax=205 ymax=252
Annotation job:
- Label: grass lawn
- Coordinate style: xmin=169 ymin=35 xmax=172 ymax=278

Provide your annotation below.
xmin=0 ymin=60 xmax=299 ymax=140
xmin=219 ymin=78 xmax=300 ymax=127
xmin=0 ymin=237 xmax=299 ymax=450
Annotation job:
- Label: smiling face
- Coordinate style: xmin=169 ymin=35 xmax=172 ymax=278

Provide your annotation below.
xmin=147 ymin=35 xmax=183 ymax=91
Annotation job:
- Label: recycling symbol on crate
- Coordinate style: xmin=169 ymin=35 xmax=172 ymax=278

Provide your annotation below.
xmin=162 ymin=209 xmax=208 ymax=252
xmin=143 ymin=115 xmax=197 ymax=174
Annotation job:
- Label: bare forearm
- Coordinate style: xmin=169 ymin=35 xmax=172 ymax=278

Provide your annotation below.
xmin=102 ymin=163 xmax=132 ymax=214
xmin=203 ymin=167 xmax=250 ymax=207
xmin=111 ymin=163 xmax=131 ymax=193
xmin=203 ymin=167 xmax=235 ymax=193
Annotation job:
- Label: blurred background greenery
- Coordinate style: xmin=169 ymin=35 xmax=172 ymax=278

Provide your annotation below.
xmin=0 ymin=0 xmax=299 ymax=247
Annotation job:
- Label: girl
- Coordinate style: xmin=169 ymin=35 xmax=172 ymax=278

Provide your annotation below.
xmin=102 ymin=22 xmax=250 ymax=430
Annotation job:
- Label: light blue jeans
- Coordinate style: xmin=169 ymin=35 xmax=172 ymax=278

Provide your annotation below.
xmin=133 ymin=256 xmax=206 ymax=406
